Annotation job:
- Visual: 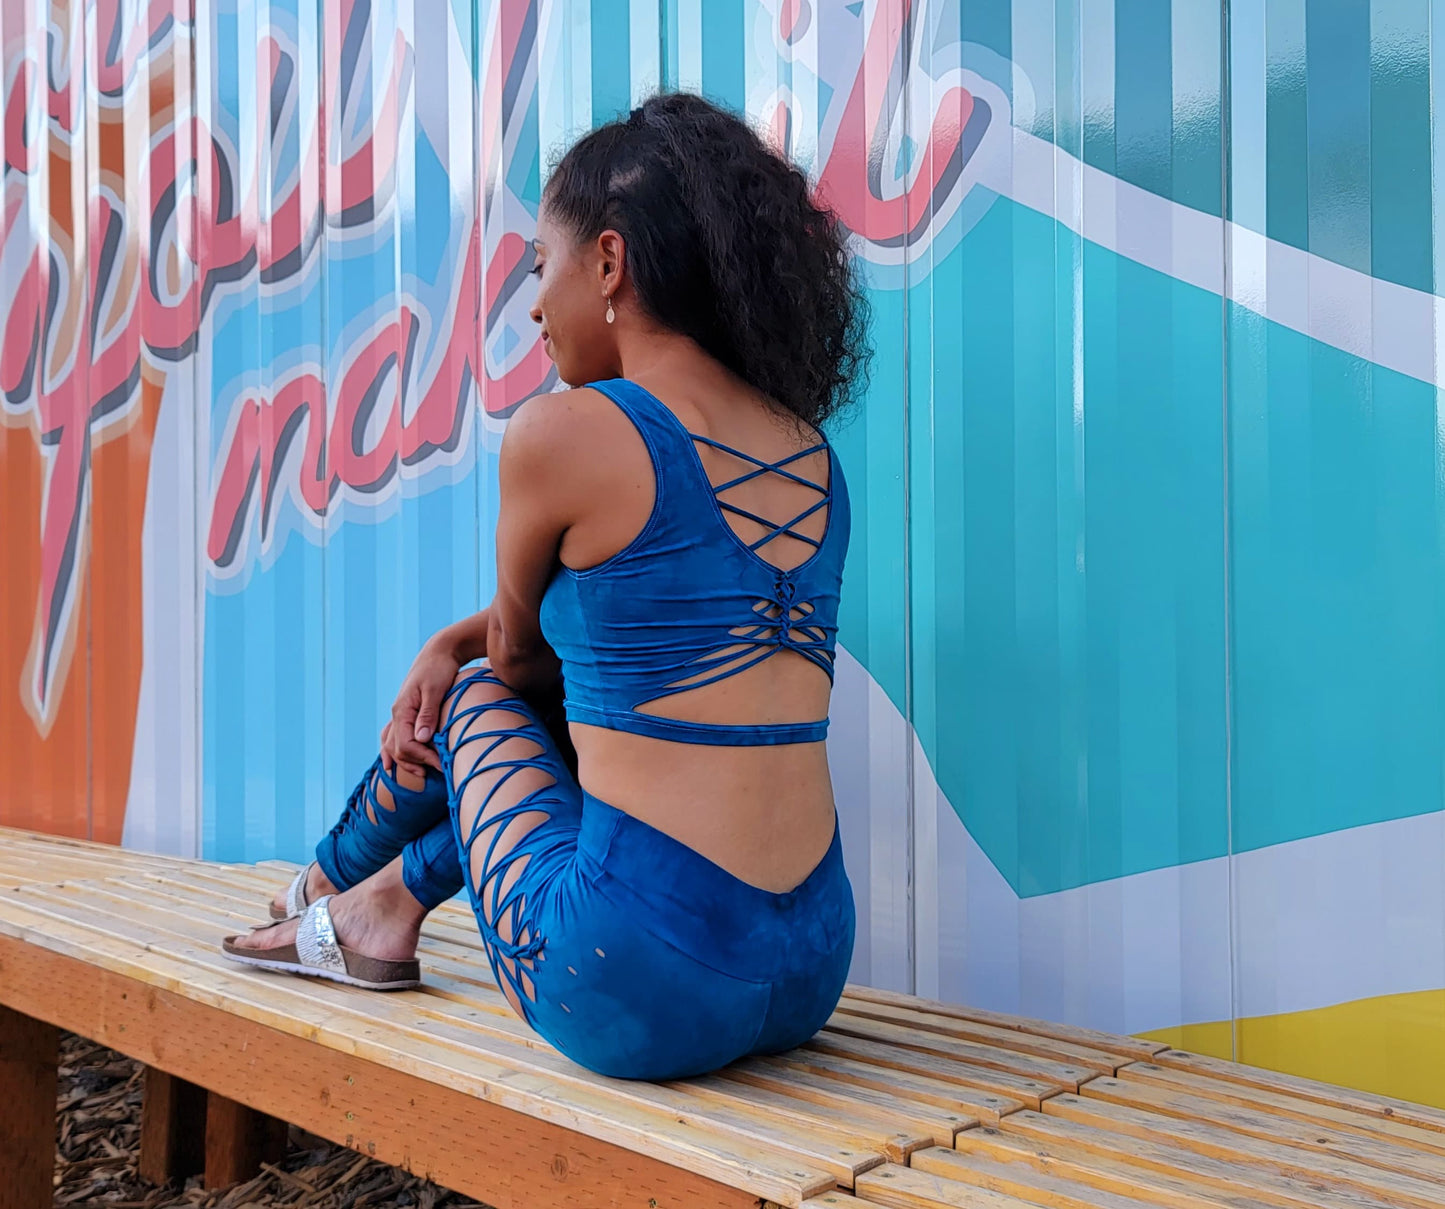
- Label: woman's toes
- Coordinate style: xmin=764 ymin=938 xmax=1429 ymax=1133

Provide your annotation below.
xmin=235 ymin=918 xmax=298 ymax=951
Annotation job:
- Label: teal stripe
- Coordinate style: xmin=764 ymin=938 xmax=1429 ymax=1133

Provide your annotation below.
xmin=833 ymin=284 xmax=908 ymax=718
xmin=1369 ymin=0 xmax=1432 ymax=293
xmin=1170 ymin=0 xmax=1223 ymax=217
xmin=1114 ymin=0 xmax=1174 ymax=201
xmin=659 ymin=0 xmax=679 ymax=91
xmin=1264 ymin=0 xmax=1308 ymax=256
xmin=1229 ymin=313 xmax=1445 ymax=856
xmin=1305 ymin=0 xmax=1372 ymax=277
xmin=699 ymin=0 xmax=744 ymax=111
xmin=590 ymin=0 xmax=632 ymax=122
xmin=961 ymin=0 xmax=1011 ymax=54
xmin=1080 ymin=0 xmax=1116 ymax=177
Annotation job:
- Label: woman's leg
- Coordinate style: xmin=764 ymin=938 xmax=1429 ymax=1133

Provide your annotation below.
xmin=434 ymin=666 xmax=583 ymax=1022
xmin=233 ymin=664 xmax=577 ymax=996
xmin=273 ymin=751 xmax=458 ymax=916
xmin=314 ymin=756 xmax=458 ymax=892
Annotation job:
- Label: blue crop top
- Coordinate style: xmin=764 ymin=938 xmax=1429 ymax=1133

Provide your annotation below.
xmin=538 ymin=378 xmax=850 ymax=746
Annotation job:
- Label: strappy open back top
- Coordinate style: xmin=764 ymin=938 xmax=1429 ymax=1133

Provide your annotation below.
xmin=538 ymin=378 xmax=850 ymax=746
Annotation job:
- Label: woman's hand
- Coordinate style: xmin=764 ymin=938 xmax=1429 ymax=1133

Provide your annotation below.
xmin=381 ymin=638 xmax=464 ymax=778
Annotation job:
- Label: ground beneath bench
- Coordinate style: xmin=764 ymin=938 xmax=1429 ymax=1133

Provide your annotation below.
xmin=51 ymin=1033 xmax=489 ymax=1209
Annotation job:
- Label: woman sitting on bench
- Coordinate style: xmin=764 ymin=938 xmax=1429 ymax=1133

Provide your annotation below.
xmin=224 ymin=92 xmax=870 ymax=1082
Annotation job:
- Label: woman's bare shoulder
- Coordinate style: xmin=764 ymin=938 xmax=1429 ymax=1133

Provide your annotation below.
xmin=502 ymin=387 xmax=648 ymax=480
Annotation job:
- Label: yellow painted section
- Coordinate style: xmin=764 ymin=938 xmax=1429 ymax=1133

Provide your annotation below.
xmin=1139 ymin=989 xmax=1445 ymax=1109
xmin=1139 ymin=1018 xmax=1234 ymax=1061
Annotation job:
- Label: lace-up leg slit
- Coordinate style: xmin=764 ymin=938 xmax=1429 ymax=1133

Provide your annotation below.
xmin=434 ymin=669 xmax=576 ymax=1022
xmin=313 ymin=755 xmax=461 ymax=910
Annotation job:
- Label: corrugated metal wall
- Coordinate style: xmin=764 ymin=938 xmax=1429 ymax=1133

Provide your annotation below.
xmin=2 ymin=0 xmax=1442 ymax=1106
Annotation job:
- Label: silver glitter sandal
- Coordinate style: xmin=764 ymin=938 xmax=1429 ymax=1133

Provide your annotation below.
xmin=223 ymin=896 xmax=422 ymax=991
xmin=269 ymin=861 xmax=316 ymax=921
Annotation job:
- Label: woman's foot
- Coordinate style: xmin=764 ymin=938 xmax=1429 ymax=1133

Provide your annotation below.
xmin=242 ymin=859 xmax=425 ymax=962
xmin=270 ymin=862 xmax=340 ymax=919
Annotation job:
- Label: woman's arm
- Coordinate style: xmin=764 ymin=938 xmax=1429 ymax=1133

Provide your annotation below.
xmin=384 ymin=610 xmax=491 ymax=772
xmin=487 ymin=391 xmax=590 ymax=695
xmin=429 ymin=608 xmax=491 ymax=664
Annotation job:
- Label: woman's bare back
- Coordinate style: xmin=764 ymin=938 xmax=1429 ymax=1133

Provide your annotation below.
xmin=556 ymin=356 xmax=839 ymax=892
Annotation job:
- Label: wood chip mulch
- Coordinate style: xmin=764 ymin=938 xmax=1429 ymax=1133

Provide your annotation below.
xmin=54 ymin=1033 xmax=493 ymax=1209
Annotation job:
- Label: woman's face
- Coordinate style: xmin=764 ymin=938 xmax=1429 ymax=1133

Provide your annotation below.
xmin=528 ymin=207 xmax=620 ymax=387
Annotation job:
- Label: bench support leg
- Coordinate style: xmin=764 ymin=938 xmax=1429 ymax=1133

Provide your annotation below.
xmin=139 ymin=1067 xmax=208 ymax=1185
xmin=0 ymin=1004 xmax=59 ymax=1209
xmin=204 ymin=1092 xmax=288 ymax=1189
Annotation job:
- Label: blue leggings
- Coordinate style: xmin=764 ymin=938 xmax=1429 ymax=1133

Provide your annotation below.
xmin=313 ymin=667 xmax=856 ymax=1080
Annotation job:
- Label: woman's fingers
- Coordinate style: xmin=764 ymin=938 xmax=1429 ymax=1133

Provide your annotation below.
xmin=379 ymin=722 xmax=395 ymax=774
xmin=414 ymin=681 xmax=441 ymax=744
xmin=393 ymin=700 xmax=443 ymax=771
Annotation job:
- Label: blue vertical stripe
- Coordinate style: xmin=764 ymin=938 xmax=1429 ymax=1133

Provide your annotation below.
xmin=1263 ymin=0 xmax=1308 ymax=253
xmin=699 ymin=0 xmax=744 ymax=111
xmin=1114 ymin=0 xmax=1174 ymax=200
xmin=1368 ymin=0 xmax=1432 ymax=292
xmin=659 ymin=0 xmax=679 ymax=91
xmin=1305 ymin=0 xmax=1372 ymax=276
xmin=590 ymin=0 xmax=632 ymax=121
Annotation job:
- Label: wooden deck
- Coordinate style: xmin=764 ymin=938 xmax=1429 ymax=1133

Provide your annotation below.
xmin=2 ymin=827 xmax=1444 ymax=1209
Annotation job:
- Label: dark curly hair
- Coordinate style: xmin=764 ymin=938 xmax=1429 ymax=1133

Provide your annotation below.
xmin=542 ymin=92 xmax=871 ymax=430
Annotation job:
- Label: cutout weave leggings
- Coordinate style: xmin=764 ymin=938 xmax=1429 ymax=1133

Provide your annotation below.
xmin=312 ymin=666 xmax=856 ymax=1080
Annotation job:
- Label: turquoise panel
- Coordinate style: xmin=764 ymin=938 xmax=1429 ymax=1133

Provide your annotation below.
xmin=1228 ymin=313 xmax=1445 ymax=853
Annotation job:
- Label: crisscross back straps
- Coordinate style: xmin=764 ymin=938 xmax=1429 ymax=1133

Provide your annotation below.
xmin=690 ymin=434 xmax=831 ymax=554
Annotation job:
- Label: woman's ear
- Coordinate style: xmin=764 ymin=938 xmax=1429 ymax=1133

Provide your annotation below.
xmin=596 ymin=229 xmax=626 ymax=289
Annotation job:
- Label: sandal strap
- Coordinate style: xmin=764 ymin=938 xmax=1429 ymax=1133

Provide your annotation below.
xmin=295 ymin=896 xmax=347 ymax=976
xmin=284 ymin=863 xmax=313 ymax=919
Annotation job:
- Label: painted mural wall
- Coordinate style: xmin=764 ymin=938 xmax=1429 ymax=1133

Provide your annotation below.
xmin=3 ymin=0 xmax=1443 ymax=1107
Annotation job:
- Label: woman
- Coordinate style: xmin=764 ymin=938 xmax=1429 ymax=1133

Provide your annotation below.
xmin=224 ymin=92 xmax=871 ymax=1081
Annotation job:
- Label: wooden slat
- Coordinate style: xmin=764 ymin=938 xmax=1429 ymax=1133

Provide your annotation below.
xmin=806 ymin=1032 xmax=1061 ymax=1110
xmin=717 ymin=1065 xmax=978 ymax=1146
xmin=833 ymin=1000 xmax=1125 ymax=1074
xmin=855 ymin=1162 xmax=1065 ymax=1208
xmin=741 ymin=1050 xmax=1025 ymax=1125
xmin=821 ymin=1015 xmax=1096 ymax=1091
xmin=0 ymin=1003 xmax=58 ymax=1209
xmin=110 ymin=871 xmax=504 ymax=988
xmin=676 ymin=1075 xmax=935 ymax=1164
xmin=1043 ymin=1091 xmax=1445 ymax=1208
xmin=841 ymin=985 xmax=1167 ymax=1062
xmin=949 ymin=1128 xmax=1334 ymax=1209
xmin=802 ymin=1195 xmax=893 ymax=1209
xmin=997 ymin=1111 xmax=1403 ymax=1209
xmin=137 ymin=864 xmax=493 ymax=955
xmin=1149 ymin=1048 xmax=1445 ymax=1137
xmin=1080 ymin=1075 xmax=1445 ymax=1183
xmin=1115 ymin=1061 xmax=1445 ymax=1156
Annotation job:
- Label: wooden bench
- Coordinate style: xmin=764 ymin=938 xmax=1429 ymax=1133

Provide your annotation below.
xmin=3 ymin=827 xmax=1444 ymax=1209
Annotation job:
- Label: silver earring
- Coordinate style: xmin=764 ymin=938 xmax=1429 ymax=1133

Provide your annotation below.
xmin=605 ymin=296 xmax=616 ymax=324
